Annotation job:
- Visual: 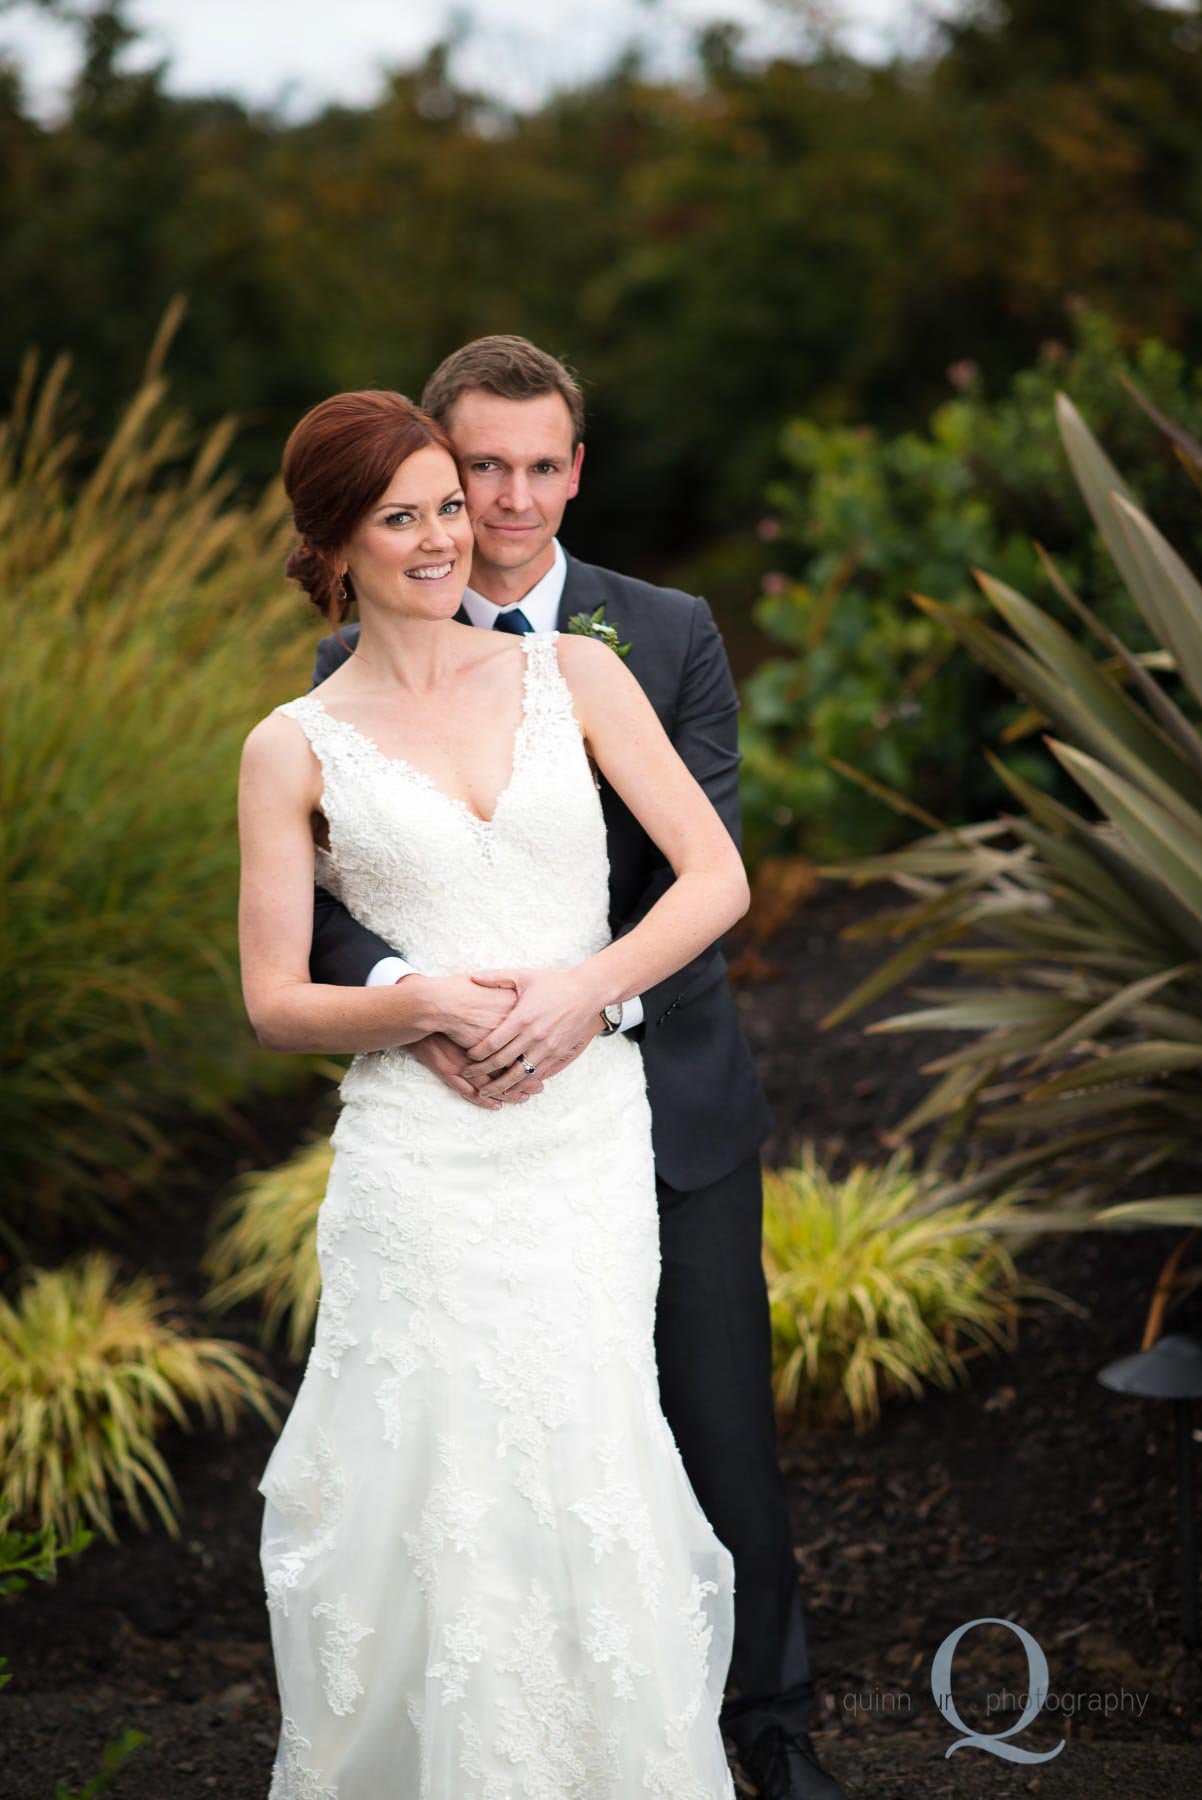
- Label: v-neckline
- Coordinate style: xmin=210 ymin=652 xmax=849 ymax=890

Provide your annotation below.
xmin=307 ymin=638 xmax=537 ymax=829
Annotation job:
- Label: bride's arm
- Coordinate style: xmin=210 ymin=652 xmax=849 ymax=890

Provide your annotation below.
xmin=562 ymin=633 xmax=751 ymax=1002
xmin=464 ymin=634 xmax=750 ymax=1084
xmin=237 ymin=715 xmax=511 ymax=1054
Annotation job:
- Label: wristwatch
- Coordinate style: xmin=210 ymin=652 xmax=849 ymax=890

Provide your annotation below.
xmin=598 ymin=1001 xmax=623 ymax=1036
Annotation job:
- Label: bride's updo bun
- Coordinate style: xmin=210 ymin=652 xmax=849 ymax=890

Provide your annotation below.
xmin=281 ymin=390 xmax=458 ymax=622
xmin=283 ymin=538 xmax=336 ymax=614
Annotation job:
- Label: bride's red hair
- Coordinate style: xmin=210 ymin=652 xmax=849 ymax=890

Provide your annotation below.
xmin=282 ymin=390 xmax=457 ymax=622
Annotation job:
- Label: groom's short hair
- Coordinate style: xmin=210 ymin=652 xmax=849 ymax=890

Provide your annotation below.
xmin=421 ymin=336 xmax=585 ymax=448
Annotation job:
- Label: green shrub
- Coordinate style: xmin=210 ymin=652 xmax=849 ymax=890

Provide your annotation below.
xmin=740 ymin=309 xmax=1202 ymax=863
xmin=0 ymin=312 xmax=316 ymax=1243
xmin=0 ymin=1250 xmax=284 ymax=1542
xmin=761 ymin=1146 xmax=1043 ymax=1431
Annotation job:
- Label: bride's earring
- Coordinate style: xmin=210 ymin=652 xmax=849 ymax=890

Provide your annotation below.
xmin=338 ymin=572 xmax=350 ymax=608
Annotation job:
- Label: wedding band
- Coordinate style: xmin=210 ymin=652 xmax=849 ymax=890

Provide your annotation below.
xmin=519 ymin=1055 xmax=536 ymax=1076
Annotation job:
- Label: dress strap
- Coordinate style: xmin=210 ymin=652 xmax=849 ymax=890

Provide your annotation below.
xmin=274 ymin=693 xmax=337 ymax=751
xmin=516 ymin=630 xmax=584 ymax=742
xmin=519 ymin=630 xmax=562 ymax=675
xmin=272 ymin=694 xmax=377 ymax=784
xmin=274 ymin=694 xmax=323 ymax=741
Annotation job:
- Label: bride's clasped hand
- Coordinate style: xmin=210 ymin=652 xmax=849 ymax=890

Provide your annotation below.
xmin=366 ymin=962 xmax=619 ymax=1106
xmin=460 ymin=966 xmax=616 ymax=1094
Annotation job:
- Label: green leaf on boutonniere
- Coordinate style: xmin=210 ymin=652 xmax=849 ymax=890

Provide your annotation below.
xmin=567 ymin=605 xmax=632 ymax=657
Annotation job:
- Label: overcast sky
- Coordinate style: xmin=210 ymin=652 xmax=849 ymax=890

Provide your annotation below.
xmin=1 ymin=0 xmax=951 ymax=119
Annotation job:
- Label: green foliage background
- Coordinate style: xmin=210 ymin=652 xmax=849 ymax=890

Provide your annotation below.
xmin=4 ymin=2 xmax=1202 ymax=1543
xmin=6 ymin=0 xmax=1202 ymax=1240
xmin=3 ymin=0 xmax=1202 ymax=577
xmin=741 ymin=310 xmax=1202 ymax=859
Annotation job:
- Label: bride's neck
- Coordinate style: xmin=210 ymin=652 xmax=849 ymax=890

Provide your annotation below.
xmin=350 ymin=610 xmax=468 ymax=694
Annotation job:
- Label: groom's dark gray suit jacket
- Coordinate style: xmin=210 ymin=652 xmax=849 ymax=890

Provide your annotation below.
xmin=309 ymin=550 xmax=773 ymax=1193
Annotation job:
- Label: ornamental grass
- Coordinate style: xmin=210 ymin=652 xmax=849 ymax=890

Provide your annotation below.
xmin=1 ymin=304 xmax=313 ymax=1246
xmin=761 ymin=1146 xmax=1056 ymax=1432
xmin=0 ymin=1250 xmax=285 ymax=1543
xmin=202 ymin=1133 xmax=335 ymax=1361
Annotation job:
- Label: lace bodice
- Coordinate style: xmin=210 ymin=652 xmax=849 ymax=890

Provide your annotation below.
xmin=275 ymin=632 xmax=613 ymax=981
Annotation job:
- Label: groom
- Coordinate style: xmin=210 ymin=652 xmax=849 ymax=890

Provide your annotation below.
xmin=307 ymin=335 xmax=844 ymax=1800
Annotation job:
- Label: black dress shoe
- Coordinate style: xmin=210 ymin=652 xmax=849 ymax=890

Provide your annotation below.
xmin=741 ymin=1726 xmax=847 ymax=1800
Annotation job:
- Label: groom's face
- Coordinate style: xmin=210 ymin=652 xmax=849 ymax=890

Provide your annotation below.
xmin=445 ymin=390 xmax=584 ymax=581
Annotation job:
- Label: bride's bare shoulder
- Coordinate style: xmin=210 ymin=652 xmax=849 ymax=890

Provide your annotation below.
xmin=555 ymin=630 xmax=618 ymax=669
xmin=553 ymin=631 xmax=635 ymax=698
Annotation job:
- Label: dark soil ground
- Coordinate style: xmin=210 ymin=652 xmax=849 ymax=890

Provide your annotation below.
xmin=4 ymin=883 xmax=1202 ymax=1799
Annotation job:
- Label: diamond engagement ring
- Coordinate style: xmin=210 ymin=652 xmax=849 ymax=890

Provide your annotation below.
xmin=519 ymin=1054 xmax=537 ymax=1076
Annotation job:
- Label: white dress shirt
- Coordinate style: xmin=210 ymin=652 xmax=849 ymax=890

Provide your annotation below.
xmin=365 ymin=539 xmax=643 ymax=1032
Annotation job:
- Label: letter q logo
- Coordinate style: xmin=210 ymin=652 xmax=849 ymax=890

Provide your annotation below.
xmin=931 ymin=1617 xmax=1066 ymax=1764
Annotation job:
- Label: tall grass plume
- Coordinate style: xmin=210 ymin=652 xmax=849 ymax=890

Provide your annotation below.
xmin=1 ymin=306 xmax=317 ymax=1241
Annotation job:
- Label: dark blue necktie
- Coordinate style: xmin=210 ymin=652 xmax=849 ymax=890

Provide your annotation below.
xmin=493 ymin=607 xmax=533 ymax=634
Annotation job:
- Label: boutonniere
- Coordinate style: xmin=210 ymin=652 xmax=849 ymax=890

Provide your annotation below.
xmin=567 ymin=605 xmax=632 ymax=657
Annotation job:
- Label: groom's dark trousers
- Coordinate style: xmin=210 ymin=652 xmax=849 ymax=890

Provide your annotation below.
xmin=307 ymin=551 xmax=813 ymax=1754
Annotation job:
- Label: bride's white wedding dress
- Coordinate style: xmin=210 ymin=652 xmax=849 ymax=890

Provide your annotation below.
xmin=260 ymin=630 xmax=736 ymax=1798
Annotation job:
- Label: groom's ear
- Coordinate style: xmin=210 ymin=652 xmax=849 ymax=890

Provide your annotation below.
xmin=567 ymin=441 xmax=585 ymax=501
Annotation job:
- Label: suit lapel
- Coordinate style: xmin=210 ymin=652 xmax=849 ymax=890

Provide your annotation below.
xmin=557 ymin=552 xmax=598 ymax=633
xmin=558 ymin=553 xmax=642 ymax=684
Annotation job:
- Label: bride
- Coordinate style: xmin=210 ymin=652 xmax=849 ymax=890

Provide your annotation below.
xmin=238 ymin=388 xmax=749 ymax=1798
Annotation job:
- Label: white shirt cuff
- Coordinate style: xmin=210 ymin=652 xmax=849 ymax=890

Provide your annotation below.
xmin=619 ymin=993 xmax=644 ymax=1032
xmin=366 ymin=956 xmax=420 ymax=987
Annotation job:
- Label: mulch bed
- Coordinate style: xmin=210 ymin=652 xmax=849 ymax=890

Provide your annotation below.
xmin=3 ymin=883 xmax=1201 ymax=1798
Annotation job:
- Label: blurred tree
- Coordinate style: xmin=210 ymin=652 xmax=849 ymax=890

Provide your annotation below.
xmin=939 ymin=0 xmax=1196 ymax=89
xmin=1 ymin=1 xmax=1201 ymax=574
xmin=928 ymin=0 xmax=1201 ymax=366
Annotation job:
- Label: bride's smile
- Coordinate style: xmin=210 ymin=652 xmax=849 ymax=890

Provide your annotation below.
xmin=404 ymin=559 xmax=455 ymax=581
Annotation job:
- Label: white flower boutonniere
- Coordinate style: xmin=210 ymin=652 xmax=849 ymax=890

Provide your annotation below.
xmin=566 ymin=605 xmax=632 ymax=658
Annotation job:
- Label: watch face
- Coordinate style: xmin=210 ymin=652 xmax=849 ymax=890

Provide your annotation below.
xmin=603 ymin=1002 xmax=623 ymax=1028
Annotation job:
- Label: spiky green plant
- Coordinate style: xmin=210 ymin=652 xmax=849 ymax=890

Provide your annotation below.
xmin=0 ymin=303 xmax=315 ymax=1242
xmin=826 ymin=390 xmax=1202 ymax=1230
xmin=202 ymin=1133 xmax=334 ymax=1360
xmin=761 ymin=1147 xmax=1050 ymax=1431
xmin=0 ymin=1250 xmax=285 ymax=1542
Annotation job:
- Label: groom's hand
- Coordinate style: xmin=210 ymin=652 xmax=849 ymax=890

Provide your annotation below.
xmin=406 ymin=1031 xmax=544 ymax=1109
